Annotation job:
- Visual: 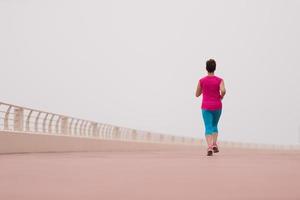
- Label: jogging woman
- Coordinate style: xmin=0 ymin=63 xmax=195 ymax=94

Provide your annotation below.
xmin=195 ymin=59 xmax=226 ymax=156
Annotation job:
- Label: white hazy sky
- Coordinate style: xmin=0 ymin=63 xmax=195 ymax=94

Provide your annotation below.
xmin=1 ymin=0 xmax=299 ymax=145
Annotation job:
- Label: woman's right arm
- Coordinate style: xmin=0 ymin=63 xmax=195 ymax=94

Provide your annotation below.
xmin=220 ymin=80 xmax=226 ymax=99
xmin=195 ymin=80 xmax=202 ymax=97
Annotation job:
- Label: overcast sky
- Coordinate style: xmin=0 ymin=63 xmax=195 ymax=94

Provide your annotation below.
xmin=1 ymin=0 xmax=299 ymax=145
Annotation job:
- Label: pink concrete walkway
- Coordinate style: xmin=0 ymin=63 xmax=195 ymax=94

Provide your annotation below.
xmin=1 ymin=147 xmax=300 ymax=200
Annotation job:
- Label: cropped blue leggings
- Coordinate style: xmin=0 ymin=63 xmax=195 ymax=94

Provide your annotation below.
xmin=202 ymin=109 xmax=222 ymax=135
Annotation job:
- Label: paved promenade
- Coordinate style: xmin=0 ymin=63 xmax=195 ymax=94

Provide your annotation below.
xmin=1 ymin=147 xmax=300 ymax=200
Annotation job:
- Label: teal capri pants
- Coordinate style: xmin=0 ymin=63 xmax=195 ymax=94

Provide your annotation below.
xmin=202 ymin=109 xmax=222 ymax=135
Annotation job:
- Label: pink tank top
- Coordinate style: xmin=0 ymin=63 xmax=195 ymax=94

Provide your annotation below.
xmin=199 ymin=75 xmax=223 ymax=110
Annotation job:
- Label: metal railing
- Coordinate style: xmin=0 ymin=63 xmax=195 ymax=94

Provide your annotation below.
xmin=1 ymin=101 xmax=298 ymax=150
xmin=0 ymin=101 xmax=202 ymax=145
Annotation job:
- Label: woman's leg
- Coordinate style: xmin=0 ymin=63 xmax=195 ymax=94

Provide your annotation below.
xmin=212 ymin=133 xmax=218 ymax=145
xmin=202 ymin=109 xmax=214 ymax=147
xmin=205 ymin=134 xmax=214 ymax=147
xmin=212 ymin=109 xmax=222 ymax=147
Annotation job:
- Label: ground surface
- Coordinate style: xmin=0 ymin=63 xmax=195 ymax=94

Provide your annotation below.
xmin=1 ymin=147 xmax=300 ymax=200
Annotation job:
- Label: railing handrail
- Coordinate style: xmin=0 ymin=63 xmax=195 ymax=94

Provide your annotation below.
xmin=0 ymin=101 xmax=98 ymax=124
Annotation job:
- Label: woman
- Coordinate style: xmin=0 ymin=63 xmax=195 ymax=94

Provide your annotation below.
xmin=195 ymin=59 xmax=226 ymax=156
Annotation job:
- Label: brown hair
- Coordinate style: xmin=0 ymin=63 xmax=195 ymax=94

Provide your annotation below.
xmin=206 ymin=59 xmax=216 ymax=73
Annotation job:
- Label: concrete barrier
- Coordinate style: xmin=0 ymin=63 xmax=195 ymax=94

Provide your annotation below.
xmin=0 ymin=131 xmax=203 ymax=154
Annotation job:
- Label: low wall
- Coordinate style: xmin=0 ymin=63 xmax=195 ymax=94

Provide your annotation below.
xmin=0 ymin=131 xmax=202 ymax=154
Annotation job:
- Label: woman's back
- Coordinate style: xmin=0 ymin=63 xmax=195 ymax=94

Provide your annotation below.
xmin=199 ymin=75 xmax=223 ymax=110
xmin=195 ymin=59 xmax=226 ymax=156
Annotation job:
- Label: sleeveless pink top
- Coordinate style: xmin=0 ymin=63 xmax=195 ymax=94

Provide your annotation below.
xmin=199 ymin=75 xmax=223 ymax=110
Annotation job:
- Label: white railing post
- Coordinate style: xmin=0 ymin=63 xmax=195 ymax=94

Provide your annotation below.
xmin=4 ymin=105 xmax=12 ymax=130
xmin=35 ymin=112 xmax=42 ymax=132
xmin=97 ymin=124 xmax=103 ymax=138
xmin=112 ymin=127 xmax=119 ymax=139
xmin=42 ymin=113 xmax=49 ymax=133
xmin=14 ymin=107 xmax=24 ymax=131
xmin=79 ymin=120 xmax=84 ymax=136
xmin=26 ymin=110 xmax=33 ymax=132
xmin=69 ymin=118 xmax=74 ymax=136
xmin=83 ymin=121 xmax=88 ymax=136
xmin=48 ymin=114 xmax=55 ymax=134
xmin=91 ymin=122 xmax=97 ymax=137
xmin=61 ymin=117 xmax=68 ymax=135
xmin=74 ymin=119 xmax=80 ymax=136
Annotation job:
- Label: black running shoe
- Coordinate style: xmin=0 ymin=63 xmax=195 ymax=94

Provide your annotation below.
xmin=207 ymin=148 xmax=213 ymax=156
xmin=212 ymin=146 xmax=219 ymax=153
